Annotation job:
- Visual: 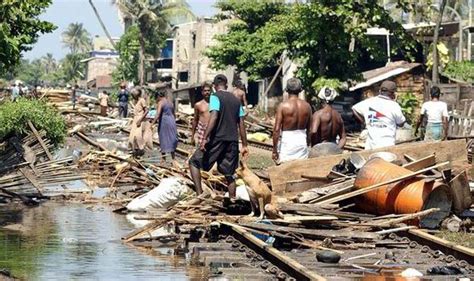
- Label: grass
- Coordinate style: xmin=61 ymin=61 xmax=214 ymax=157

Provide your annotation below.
xmin=435 ymin=230 xmax=474 ymax=249
xmin=247 ymin=151 xmax=274 ymax=170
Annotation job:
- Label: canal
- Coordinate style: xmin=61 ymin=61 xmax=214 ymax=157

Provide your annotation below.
xmin=0 ymin=202 xmax=202 ymax=280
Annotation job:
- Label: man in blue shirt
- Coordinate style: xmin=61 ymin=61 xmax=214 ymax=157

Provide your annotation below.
xmin=117 ymin=83 xmax=129 ymax=118
xmin=189 ymin=74 xmax=249 ymax=197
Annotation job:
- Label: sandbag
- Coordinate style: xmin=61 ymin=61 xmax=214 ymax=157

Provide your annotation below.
xmin=126 ymin=177 xmax=193 ymax=211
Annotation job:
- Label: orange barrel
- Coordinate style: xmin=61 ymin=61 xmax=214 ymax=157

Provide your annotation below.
xmin=354 ymin=158 xmax=451 ymax=227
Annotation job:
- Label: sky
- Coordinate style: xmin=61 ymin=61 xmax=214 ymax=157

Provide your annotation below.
xmin=24 ymin=0 xmax=217 ymax=60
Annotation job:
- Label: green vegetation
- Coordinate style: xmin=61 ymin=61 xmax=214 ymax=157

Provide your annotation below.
xmin=397 ymin=92 xmax=419 ymax=125
xmin=436 ymin=230 xmax=474 ymax=249
xmin=207 ymin=0 xmax=418 ymax=97
xmin=0 ymin=0 xmax=56 ymax=76
xmin=206 ymin=0 xmax=288 ymax=80
xmin=312 ymin=78 xmax=344 ymax=94
xmin=61 ymin=23 xmax=93 ymax=54
xmin=247 ymin=150 xmax=274 ymax=171
xmin=444 ymin=60 xmax=474 ymax=84
xmin=113 ymin=25 xmax=141 ymax=84
xmin=2 ymin=22 xmax=92 ymax=86
xmin=0 ymin=99 xmax=67 ymax=145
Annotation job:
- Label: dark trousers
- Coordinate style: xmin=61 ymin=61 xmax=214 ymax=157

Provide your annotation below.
xmin=119 ymin=103 xmax=128 ymax=118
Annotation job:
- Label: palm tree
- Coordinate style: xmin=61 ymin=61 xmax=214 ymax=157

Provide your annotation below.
xmin=61 ymin=23 xmax=93 ymax=54
xmin=113 ymin=0 xmax=195 ymax=85
xmin=41 ymin=53 xmax=57 ymax=74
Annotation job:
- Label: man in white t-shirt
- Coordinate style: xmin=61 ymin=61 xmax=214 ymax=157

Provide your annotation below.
xmin=415 ymin=86 xmax=448 ymax=141
xmin=352 ymin=80 xmax=406 ymax=150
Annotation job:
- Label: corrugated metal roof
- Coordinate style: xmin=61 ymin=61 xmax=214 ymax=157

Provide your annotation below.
xmin=349 ymin=61 xmax=421 ymax=91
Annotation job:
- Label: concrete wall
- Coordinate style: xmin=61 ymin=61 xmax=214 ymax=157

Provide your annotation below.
xmin=172 ymin=18 xmax=235 ymax=88
xmin=86 ymin=57 xmax=118 ymax=83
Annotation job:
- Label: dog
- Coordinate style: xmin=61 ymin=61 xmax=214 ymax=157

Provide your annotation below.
xmin=236 ymin=159 xmax=282 ymax=219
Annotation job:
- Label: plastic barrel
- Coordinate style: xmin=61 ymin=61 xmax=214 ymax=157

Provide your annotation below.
xmin=354 ymin=158 xmax=451 ymax=228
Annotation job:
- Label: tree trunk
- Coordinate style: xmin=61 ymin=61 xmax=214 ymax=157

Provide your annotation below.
xmin=88 ymin=0 xmax=117 ymax=50
xmin=138 ymin=34 xmax=146 ymax=85
xmin=319 ymin=40 xmax=327 ymax=76
xmin=432 ymin=0 xmax=447 ymax=84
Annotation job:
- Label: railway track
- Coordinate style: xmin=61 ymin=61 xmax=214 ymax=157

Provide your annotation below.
xmin=248 ymin=139 xmax=273 ymax=151
xmin=186 ymin=222 xmax=474 ymax=280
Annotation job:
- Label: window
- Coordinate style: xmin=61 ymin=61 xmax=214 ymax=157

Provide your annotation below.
xmin=178 ymin=71 xmax=189 ymax=82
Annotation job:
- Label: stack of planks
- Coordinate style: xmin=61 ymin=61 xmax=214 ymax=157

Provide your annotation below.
xmin=0 ymin=123 xmax=83 ymax=201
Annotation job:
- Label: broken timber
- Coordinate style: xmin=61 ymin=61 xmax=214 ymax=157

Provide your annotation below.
xmin=221 ymin=222 xmax=326 ymax=281
xmin=315 ymin=161 xmax=448 ymax=205
xmin=241 ymin=222 xmax=379 ymax=242
xmin=268 ymin=139 xmax=468 ymax=194
xmin=27 ymin=121 xmax=53 ymax=160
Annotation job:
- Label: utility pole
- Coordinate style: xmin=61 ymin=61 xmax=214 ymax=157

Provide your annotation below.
xmin=469 ymin=0 xmax=473 ymax=60
xmin=432 ymin=0 xmax=447 ymax=84
xmin=88 ymin=0 xmax=117 ymax=50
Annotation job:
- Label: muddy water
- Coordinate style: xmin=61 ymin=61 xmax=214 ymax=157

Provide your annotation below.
xmin=0 ymin=203 xmax=203 ymax=280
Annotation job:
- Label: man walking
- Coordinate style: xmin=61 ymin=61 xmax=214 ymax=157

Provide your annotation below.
xmin=415 ymin=86 xmax=449 ymax=141
xmin=191 ymin=81 xmax=212 ymax=146
xmin=272 ymin=78 xmax=312 ymax=163
xmin=71 ymin=84 xmax=79 ymax=110
xmin=189 ymin=74 xmax=248 ymax=197
xmin=233 ymin=80 xmax=248 ymax=109
xmin=118 ymin=83 xmax=129 ymax=118
xmin=352 ymin=80 xmax=406 ymax=150
xmin=11 ymin=81 xmax=20 ymax=102
xmin=310 ymin=87 xmax=346 ymax=157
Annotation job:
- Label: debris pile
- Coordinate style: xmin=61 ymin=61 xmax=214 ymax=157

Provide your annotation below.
xmin=0 ymin=122 xmax=82 ymax=203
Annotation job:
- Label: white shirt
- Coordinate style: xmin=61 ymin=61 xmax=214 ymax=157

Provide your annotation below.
xmin=421 ymin=100 xmax=448 ymax=123
xmin=352 ymin=95 xmax=406 ymax=150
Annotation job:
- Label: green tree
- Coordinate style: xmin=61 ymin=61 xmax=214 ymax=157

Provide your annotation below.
xmin=11 ymin=59 xmax=44 ymax=86
xmin=58 ymin=53 xmax=87 ymax=83
xmin=113 ymin=0 xmax=195 ymax=85
xmin=112 ymin=25 xmax=140 ymax=83
xmin=206 ymin=0 xmax=288 ymax=80
xmin=61 ymin=23 xmax=93 ymax=54
xmin=208 ymin=0 xmax=418 ymax=97
xmin=0 ymin=0 xmax=56 ymax=75
xmin=42 ymin=53 xmax=57 ymax=75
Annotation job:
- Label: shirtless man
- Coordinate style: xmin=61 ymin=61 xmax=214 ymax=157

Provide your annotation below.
xmin=191 ymin=81 xmax=212 ymax=146
xmin=233 ymin=80 xmax=248 ymax=109
xmin=272 ymin=78 xmax=312 ymax=164
xmin=310 ymin=87 xmax=346 ymax=157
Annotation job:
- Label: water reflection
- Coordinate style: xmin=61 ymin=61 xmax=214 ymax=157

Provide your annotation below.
xmin=0 ymin=203 xmax=201 ymax=280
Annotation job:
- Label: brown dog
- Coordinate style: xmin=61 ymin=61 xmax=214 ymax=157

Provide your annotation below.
xmin=236 ymin=160 xmax=282 ymax=219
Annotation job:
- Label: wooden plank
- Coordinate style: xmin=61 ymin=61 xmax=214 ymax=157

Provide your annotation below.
xmin=278 ymin=203 xmax=367 ymax=219
xmin=269 ymin=215 xmax=338 ymax=223
xmin=268 ymin=139 xmax=467 ymax=193
xmin=27 ymin=121 xmax=53 ymax=160
xmin=221 ymin=222 xmax=326 ymax=281
xmin=75 ymin=131 xmax=108 ymax=151
xmin=241 ymin=222 xmax=379 ymax=242
xmin=315 ymin=162 xmax=448 ymax=205
xmin=19 ymin=167 xmax=43 ymax=195
xmin=402 ymin=154 xmax=436 ymax=171
xmin=309 ymin=179 xmax=355 ymax=204
xmin=297 ymin=179 xmax=355 ymax=203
